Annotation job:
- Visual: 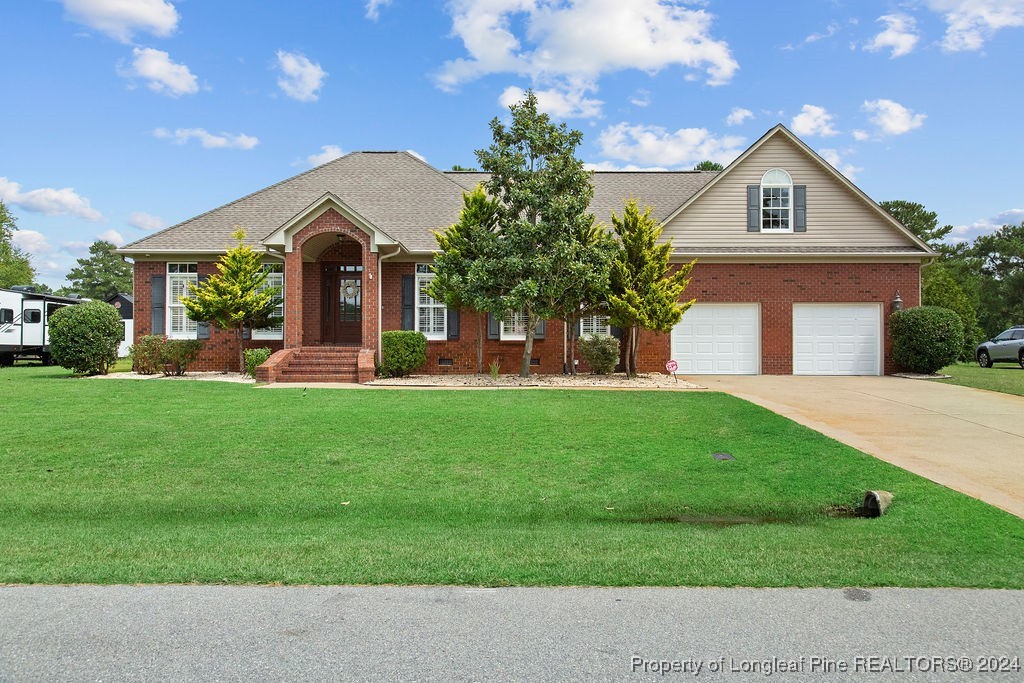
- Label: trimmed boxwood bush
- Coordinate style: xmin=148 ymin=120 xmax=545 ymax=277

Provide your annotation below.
xmin=129 ymin=335 xmax=204 ymax=376
xmin=379 ymin=330 xmax=427 ymax=378
xmin=580 ymin=333 xmax=620 ymax=374
xmin=49 ymin=301 xmax=122 ymax=375
xmin=890 ymin=305 xmax=964 ymax=374
xmin=244 ymin=347 xmax=272 ymax=377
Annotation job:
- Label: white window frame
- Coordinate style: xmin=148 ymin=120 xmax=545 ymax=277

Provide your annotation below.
xmin=760 ymin=168 xmax=793 ymax=233
xmin=500 ymin=309 xmax=528 ymax=341
xmin=252 ymin=263 xmax=285 ymax=341
xmin=167 ymin=263 xmax=198 ymax=339
xmin=580 ymin=314 xmax=611 ymax=337
xmin=414 ymin=263 xmax=447 ymax=341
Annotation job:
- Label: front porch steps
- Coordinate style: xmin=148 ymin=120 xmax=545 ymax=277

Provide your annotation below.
xmin=257 ymin=346 xmax=374 ymax=383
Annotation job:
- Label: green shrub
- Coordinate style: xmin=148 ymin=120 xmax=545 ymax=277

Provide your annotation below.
xmin=160 ymin=339 xmax=204 ymax=376
xmin=890 ymin=305 xmax=964 ymax=374
xmin=380 ymin=331 xmax=427 ymax=377
xmin=131 ymin=335 xmax=165 ymax=375
xmin=579 ymin=333 xmax=620 ymax=374
xmin=245 ymin=347 xmax=272 ymax=377
xmin=48 ymin=301 xmax=122 ymax=376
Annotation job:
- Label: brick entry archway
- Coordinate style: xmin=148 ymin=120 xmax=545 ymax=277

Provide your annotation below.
xmin=283 ymin=209 xmax=379 ymax=355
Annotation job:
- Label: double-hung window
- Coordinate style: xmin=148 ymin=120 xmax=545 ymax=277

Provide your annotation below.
xmin=415 ymin=264 xmax=446 ymax=340
xmin=760 ymin=168 xmax=793 ymax=232
xmin=500 ymin=309 xmax=528 ymax=341
xmin=252 ymin=263 xmax=284 ymax=340
xmin=580 ymin=314 xmax=611 ymax=337
xmin=167 ymin=263 xmax=198 ymax=338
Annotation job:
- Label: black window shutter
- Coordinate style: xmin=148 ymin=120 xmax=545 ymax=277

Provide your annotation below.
xmin=401 ymin=275 xmax=415 ymax=331
xmin=610 ymin=325 xmax=623 ymax=340
xmin=446 ymin=309 xmax=460 ymax=340
xmin=746 ymin=185 xmax=760 ymax=232
xmin=196 ymin=274 xmax=210 ymax=340
xmin=151 ymin=275 xmax=166 ymax=335
xmin=535 ymin=319 xmax=546 ymax=339
xmin=793 ymin=185 xmax=807 ymax=232
xmin=242 ymin=325 xmax=251 ymax=340
xmin=487 ymin=312 xmax=500 ymax=339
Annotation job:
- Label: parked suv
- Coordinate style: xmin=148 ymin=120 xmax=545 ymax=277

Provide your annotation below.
xmin=976 ymin=325 xmax=1024 ymax=368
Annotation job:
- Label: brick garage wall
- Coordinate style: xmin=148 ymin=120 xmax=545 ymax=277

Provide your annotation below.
xmin=377 ymin=260 xmax=919 ymax=376
xmin=631 ymin=261 xmax=921 ymax=375
xmin=381 ymin=262 xmax=567 ymax=375
xmin=132 ymin=261 xmax=284 ymax=372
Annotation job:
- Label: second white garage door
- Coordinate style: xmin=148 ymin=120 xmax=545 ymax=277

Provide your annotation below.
xmin=792 ymin=303 xmax=881 ymax=376
xmin=671 ymin=304 xmax=759 ymax=374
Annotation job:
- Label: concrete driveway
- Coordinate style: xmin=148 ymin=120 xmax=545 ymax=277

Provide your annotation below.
xmin=696 ymin=375 xmax=1024 ymax=518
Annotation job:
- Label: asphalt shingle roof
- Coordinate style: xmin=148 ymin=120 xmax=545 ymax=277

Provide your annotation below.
xmin=123 ymin=155 xmax=719 ymax=255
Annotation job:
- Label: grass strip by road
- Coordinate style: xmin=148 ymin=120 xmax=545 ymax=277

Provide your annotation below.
xmin=2 ymin=366 xmax=1022 ymax=587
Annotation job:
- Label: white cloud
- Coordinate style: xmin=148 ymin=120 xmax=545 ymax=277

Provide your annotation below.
xmin=790 ymin=104 xmax=838 ymax=137
xmin=630 ymin=89 xmax=651 ymax=108
xmin=726 ymin=107 xmax=753 ymax=126
xmin=365 ymin=0 xmax=392 ymax=20
xmin=499 ymin=83 xmax=603 ymax=119
xmin=949 ymin=208 xmax=1024 ymax=242
xmin=596 ymin=123 xmax=745 ymax=168
xmin=154 ymin=127 xmax=259 ymax=150
xmin=864 ymin=14 xmax=920 ymax=57
xmin=818 ymin=148 xmax=863 ymax=180
xmin=0 ymin=177 xmax=103 ymax=221
xmin=437 ymin=0 xmax=738 ymax=107
xmin=128 ymin=211 xmax=165 ymax=231
xmin=120 ymin=47 xmax=199 ymax=97
xmin=862 ymin=99 xmax=926 ymax=136
xmin=852 ymin=129 xmax=871 ymax=141
xmin=12 ymin=230 xmax=54 ymax=255
xmin=927 ymin=0 xmax=1024 ymax=51
xmin=98 ymin=229 xmax=126 ymax=246
xmin=307 ymin=145 xmax=345 ymax=167
xmin=275 ymin=50 xmax=327 ymax=102
xmin=62 ymin=0 xmax=178 ymax=42
xmin=61 ymin=240 xmax=92 ymax=255
xmin=805 ymin=21 xmax=841 ymax=44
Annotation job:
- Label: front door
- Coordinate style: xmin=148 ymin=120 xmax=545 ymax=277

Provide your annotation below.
xmin=321 ymin=263 xmax=363 ymax=344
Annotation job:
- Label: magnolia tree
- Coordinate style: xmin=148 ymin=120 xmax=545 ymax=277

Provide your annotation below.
xmin=475 ymin=90 xmax=605 ymax=377
xmin=183 ymin=228 xmax=282 ymax=372
xmin=608 ymin=200 xmax=696 ymax=377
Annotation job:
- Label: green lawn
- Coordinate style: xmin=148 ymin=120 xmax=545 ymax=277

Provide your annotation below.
xmin=2 ymin=366 xmax=1022 ymax=587
xmin=939 ymin=362 xmax=1024 ymax=397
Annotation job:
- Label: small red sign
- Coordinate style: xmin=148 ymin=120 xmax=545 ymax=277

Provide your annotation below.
xmin=665 ymin=359 xmax=678 ymax=373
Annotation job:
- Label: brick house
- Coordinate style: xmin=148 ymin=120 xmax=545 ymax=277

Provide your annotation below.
xmin=119 ymin=125 xmax=934 ymax=382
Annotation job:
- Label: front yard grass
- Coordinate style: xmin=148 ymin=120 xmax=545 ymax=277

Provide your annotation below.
xmin=938 ymin=362 xmax=1024 ymax=397
xmin=2 ymin=366 xmax=1021 ymax=587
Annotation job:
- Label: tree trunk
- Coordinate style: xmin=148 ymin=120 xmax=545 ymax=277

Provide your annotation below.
xmin=520 ymin=310 xmax=536 ymax=378
xmin=237 ymin=325 xmax=246 ymax=374
xmin=568 ymin=317 xmax=577 ymax=375
xmin=476 ymin=313 xmax=484 ymax=374
xmin=630 ymin=326 xmax=640 ymax=377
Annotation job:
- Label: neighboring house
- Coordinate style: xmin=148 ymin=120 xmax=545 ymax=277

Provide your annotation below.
xmin=118 ymin=125 xmax=934 ymax=382
xmin=105 ymin=293 xmax=134 ymax=358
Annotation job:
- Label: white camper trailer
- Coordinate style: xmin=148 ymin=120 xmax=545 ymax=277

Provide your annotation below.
xmin=0 ymin=286 xmax=83 ymax=366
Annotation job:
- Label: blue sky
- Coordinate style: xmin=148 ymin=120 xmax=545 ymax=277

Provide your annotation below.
xmin=3 ymin=0 xmax=1023 ymax=287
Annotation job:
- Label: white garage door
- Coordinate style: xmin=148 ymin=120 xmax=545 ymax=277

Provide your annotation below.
xmin=671 ymin=304 xmax=759 ymax=374
xmin=793 ymin=304 xmax=881 ymax=376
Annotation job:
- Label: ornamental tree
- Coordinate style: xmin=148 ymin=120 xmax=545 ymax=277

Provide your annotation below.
xmin=182 ymin=228 xmax=282 ymax=372
xmin=429 ymin=185 xmax=502 ymax=373
xmin=607 ymin=200 xmax=696 ymax=377
xmin=475 ymin=90 xmax=600 ymax=377
xmin=64 ymin=240 xmax=133 ymax=300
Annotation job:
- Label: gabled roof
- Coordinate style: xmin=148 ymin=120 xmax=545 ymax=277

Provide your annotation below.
xmin=661 ymin=124 xmax=935 ymax=254
xmin=121 ymin=151 xmax=470 ymax=254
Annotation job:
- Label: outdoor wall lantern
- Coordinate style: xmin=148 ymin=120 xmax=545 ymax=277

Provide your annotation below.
xmin=891 ymin=290 xmax=903 ymax=313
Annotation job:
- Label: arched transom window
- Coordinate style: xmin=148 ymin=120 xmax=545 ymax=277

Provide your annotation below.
xmin=760 ymin=168 xmax=793 ymax=231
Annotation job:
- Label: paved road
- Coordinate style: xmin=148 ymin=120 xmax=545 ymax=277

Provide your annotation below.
xmin=1 ymin=586 xmax=1021 ymax=681
xmin=698 ymin=376 xmax=1024 ymax=518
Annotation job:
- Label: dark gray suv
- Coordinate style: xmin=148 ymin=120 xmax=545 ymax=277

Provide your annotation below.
xmin=976 ymin=326 xmax=1024 ymax=368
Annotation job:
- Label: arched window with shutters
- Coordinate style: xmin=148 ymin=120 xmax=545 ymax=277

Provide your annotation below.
xmin=760 ymin=168 xmax=793 ymax=231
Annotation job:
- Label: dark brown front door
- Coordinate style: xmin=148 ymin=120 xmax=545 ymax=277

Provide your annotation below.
xmin=321 ymin=263 xmax=363 ymax=344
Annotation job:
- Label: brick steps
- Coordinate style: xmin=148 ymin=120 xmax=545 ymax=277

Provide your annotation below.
xmin=269 ymin=346 xmax=362 ymax=383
